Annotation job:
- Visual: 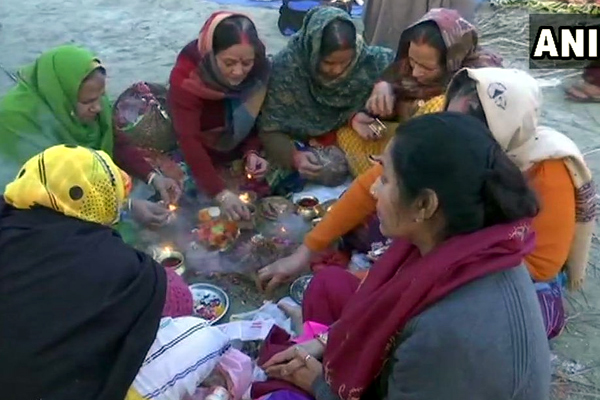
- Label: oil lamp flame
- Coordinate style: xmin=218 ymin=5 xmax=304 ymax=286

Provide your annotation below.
xmin=246 ymin=173 xmax=253 ymax=180
xmin=168 ymin=204 xmax=177 ymax=212
xmin=239 ymin=193 xmax=251 ymax=203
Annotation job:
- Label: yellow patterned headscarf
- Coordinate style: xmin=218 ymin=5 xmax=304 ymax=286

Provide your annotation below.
xmin=3 ymin=144 xmax=132 ymax=225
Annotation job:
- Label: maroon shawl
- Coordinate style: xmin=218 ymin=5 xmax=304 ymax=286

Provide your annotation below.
xmin=381 ymin=8 xmax=503 ymax=102
xmin=323 ymin=219 xmax=535 ymax=400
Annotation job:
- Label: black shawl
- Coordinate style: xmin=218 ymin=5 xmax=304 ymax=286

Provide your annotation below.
xmin=0 ymin=200 xmax=166 ymax=400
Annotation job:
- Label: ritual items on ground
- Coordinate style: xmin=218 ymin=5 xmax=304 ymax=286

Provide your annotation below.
xmin=196 ymin=219 xmax=240 ymax=252
xmin=234 ymin=234 xmax=296 ymax=274
xmin=238 ymin=190 xmax=257 ymax=205
xmin=321 ymin=198 xmax=337 ymax=214
xmin=290 ymin=274 xmax=314 ymax=305
xmin=309 ymin=145 xmax=350 ymax=187
xmin=295 ymin=195 xmax=323 ymax=221
xmin=367 ymin=238 xmax=394 ymax=262
xmin=198 ymin=206 xmax=222 ymax=222
xmin=150 ymin=245 xmax=186 ymax=275
xmin=189 ymin=283 xmax=229 ymax=324
xmin=257 ymin=196 xmax=295 ymax=221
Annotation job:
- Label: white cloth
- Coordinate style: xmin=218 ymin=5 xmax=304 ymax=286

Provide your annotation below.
xmin=132 ymin=317 xmax=231 ymax=400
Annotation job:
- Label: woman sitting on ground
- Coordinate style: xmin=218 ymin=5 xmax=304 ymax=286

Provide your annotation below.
xmin=0 ymin=45 xmax=179 ymax=227
xmin=260 ymin=68 xmax=596 ymax=339
xmin=169 ymin=11 xmax=270 ymax=221
xmin=260 ymin=113 xmax=550 ymax=400
xmin=444 ymin=67 xmax=597 ymax=338
xmin=0 ymin=145 xmax=229 ymax=400
xmin=339 ymin=8 xmax=502 ymax=176
xmin=257 ymin=6 xmax=394 ymax=185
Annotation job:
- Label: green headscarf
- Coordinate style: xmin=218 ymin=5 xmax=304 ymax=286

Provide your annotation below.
xmin=0 ymin=45 xmax=113 ymax=189
xmin=257 ymin=6 xmax=394 ymax=139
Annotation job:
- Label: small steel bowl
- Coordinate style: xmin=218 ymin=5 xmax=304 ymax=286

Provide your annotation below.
xmin=290 ymin=275 xmax=314 ymax=305
xmin=189 ymin=283 xmax=230 ymax=324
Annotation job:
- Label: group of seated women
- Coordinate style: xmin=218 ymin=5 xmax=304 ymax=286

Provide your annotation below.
xmin=0 ymin=4 xmax=596 ymax=400
xmin=0 ymin=6 xmax=502 ymax=222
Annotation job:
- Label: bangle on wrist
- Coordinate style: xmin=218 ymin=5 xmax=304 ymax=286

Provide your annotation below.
xmin=315 ymin=332 xmax=328 ymax=348
xmin=147 ymin=172 xmax=157 ymax=186
xmin=147 ymin=169 xmax=162 ymax=186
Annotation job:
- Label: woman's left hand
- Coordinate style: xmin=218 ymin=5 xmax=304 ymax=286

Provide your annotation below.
xmin=245 ymin=153 xmax=269 ymax=180
xmin=151 ymin=174 xmax=182 ymax=204
xmin=264 ymin=346 xmax=323 ymax=395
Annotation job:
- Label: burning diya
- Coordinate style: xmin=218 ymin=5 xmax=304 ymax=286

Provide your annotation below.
xmin=238 ymin=191 xmax=257 ymax=205
xmin=166 ymin=204 xmax=177 ymax=223
xmin=295 ymin=195 xmax=323 ymax=221
xmin=155 ymin=246 xmax=186 ymax=275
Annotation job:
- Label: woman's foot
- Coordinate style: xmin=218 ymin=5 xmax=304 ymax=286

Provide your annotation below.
xmin=565 ymin=81 xmax=600 ymax=103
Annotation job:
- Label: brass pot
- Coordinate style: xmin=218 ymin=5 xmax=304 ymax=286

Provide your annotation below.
xmin=156 ymin=247 xmax=186 ymax=275
xmin=295 ymin=195 xmax=323 ymax=221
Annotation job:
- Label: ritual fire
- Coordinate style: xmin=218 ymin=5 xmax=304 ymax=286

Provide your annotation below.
xmin=238 ymin=191 xmax=257 ymax=205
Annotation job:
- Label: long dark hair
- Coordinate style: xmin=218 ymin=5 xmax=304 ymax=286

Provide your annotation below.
xmin=445 ymin=71 xmax=489 ymax=126
xmin=404 ymin=21 xmax=447 ymax=70
xmin=211 ymin=15 xmax=268 ymax=81
xmin=213 ymin=15 xmax=261 ymax=54
xmin=320 ymin=18 xmax=356 ymax=58
xmin=390 ymin=112 xmax=539 ymax=238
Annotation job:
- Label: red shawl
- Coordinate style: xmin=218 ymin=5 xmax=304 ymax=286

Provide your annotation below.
xmin=169 ymin=11 xmax=269 ymax=152
xmin=323 ymin=219 xmax=535 ymax=400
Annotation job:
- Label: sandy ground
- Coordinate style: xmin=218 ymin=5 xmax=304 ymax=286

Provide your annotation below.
xmin=1 ymin=1 xmax=600 ymax=398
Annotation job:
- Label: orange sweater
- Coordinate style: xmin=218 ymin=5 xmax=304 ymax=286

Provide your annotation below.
xmin=304 ymin=159 xmax=576 ymax=282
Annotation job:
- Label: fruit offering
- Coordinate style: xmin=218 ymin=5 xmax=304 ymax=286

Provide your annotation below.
xmin=197 ymin=219 xmax=239 ymax=251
